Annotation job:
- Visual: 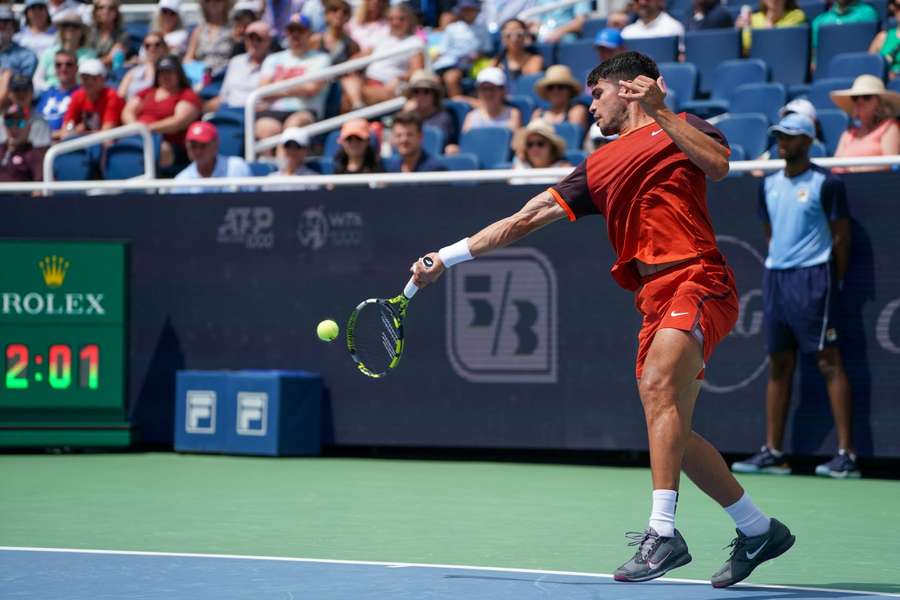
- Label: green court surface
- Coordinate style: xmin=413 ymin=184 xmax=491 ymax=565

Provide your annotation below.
xmin=1 ymin=453 xmax=898 ymax=594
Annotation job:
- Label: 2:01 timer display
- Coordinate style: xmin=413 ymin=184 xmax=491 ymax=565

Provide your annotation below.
xmin=5 ymin=343 xmax=100 ymax=390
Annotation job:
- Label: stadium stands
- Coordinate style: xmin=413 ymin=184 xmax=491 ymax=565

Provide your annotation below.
xmin=681 ymin=59 xmax=768 ymax=118
xmin=459 ymin=127 xmax=513 ymax=169
xmin=716 ymin=113 xmax=770 ymax=158
xmin=729 ymin=83 xmax=788 ymax=125
xmin=684 ymin=29 xmax=742 ymax=95
xmin=749 ymin=26 xmax=810 ymax=87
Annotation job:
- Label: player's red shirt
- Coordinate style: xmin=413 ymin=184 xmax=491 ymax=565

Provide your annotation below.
xmin=548 ymin=113 xmax=730 ymax=291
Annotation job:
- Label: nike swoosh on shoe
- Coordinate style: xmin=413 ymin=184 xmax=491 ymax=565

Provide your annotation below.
xmin=746 ymin=539 xmax=768 ymax=560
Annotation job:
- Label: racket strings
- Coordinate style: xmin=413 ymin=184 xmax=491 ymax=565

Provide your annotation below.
xmin=353 ymin=302 xmax=402 ymax=374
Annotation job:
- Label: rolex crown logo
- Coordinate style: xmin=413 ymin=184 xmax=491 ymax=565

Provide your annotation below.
xmin=39 ymin=255 xmax=70 ymax=288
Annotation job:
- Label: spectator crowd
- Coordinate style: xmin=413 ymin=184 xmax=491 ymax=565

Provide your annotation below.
xmin=0 ymin=0 xmax=898 ymax=185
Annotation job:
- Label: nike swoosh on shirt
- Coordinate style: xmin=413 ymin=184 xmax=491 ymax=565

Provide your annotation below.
xmin=670 ymin=311 xmax=689 ymax=317
xmin=651 ymin=129 xmax=664 ymax=136
xmin=746 ymin=539 xmax=768 ymax=560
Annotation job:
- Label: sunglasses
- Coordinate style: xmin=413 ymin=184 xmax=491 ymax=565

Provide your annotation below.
xmin=411 ymin=88 xmax=434 ymax=95
xmin=247 ymin=33 xmax=264 ymax=42
xmin=545 ymin=84 xmax=571 ymax=92
xmin=59 ymin=23 xmax=81 ymax=29
xmin=160 ymin=8 xmax=177 ymax=15
xmin=503 ymin=31 xmax=525 ymax=40
xmin=852 ymin=94 xmax=875 ymax=102
xmin=284 ymin=141 xmax=307 ymax=149
xmin=95 ymin=5 xmax=116 ymax=11
xmin=55 ymin=61 xmax=76 ymax=68
xmin=526 ymin=140 xmax=548 ymax=149
xmin=144 ymin=41 xmax=164 ymax=49
xmin=4 ymin=118 xmax=29 ymax=128
xmin=187 ymin=140 xmax=212 ymax=148
xmin=344 ymin=135 xmax=366 ymax=142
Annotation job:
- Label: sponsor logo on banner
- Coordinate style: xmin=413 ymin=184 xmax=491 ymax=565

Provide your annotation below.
xmin=446 ymin=248 xmax=557 ymax=383
xmin=1 ymin=254 xmax=106 ymax=316
xmin=297 ymin=206 xmax=364 ymax=250
xmin=236 ymin=392 xmax=267 ymax=436
xmin=217 ymin=207 xmax=275 ymax=249
xmin=186 ymin=390 xmax=216 ymax=434
xmin=702 ymin=235 xmax=769 ymax=393
xmin=876 ymin=297 xmax=900 ymax=354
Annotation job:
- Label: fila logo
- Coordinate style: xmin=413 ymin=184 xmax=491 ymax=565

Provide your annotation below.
xmin=236 ymin=392 xmax=268 ymax=436
xmin=186 ymin=390 xmax=216 ymax=434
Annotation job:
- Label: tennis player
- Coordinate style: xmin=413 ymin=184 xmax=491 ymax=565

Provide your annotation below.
xmin=410 ymin=52 xmax=795 ymax=587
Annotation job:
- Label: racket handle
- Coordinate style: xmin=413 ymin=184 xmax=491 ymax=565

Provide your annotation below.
xmin=403 ymin=256 xmax=435 ymax=299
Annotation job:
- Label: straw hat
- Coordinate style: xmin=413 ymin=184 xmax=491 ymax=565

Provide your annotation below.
xmin=829 ymin=75 xmax=900 ymax=116
xmin=513 ymin=120 xmax=567 ymax=159
xmin=534 ymin=65 xmax=582 ymax=101
xmin=405 ymin=69 xmax=443 ymax=98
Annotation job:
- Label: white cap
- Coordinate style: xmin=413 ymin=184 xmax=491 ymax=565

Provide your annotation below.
xmin=78 ymin=58 xmax=106 ymax=78
xmin=232 ymin=0 xmax=259 ymax=13
xmin=280 ymin=127 xmax=309 ymax=147
xmin=158 ymin=0 xmax=182 ymax=11
xmin=476 ymin=66 xmax=506 ymax=88
xmin=779 ymin=98 xmax=817 ymax=123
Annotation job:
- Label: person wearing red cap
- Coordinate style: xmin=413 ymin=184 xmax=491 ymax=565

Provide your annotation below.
xmin=0 ymin=104 xmax=45 ymax=182
xmin=173 ymin=120 xmax=251 ymax=193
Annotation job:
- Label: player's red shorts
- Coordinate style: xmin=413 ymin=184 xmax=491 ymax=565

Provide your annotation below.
xmin=634 ymin=256 xmax=739 ymax=380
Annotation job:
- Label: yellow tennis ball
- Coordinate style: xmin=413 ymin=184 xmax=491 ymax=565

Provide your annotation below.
xmin=317 ymin=319 xmax=339 ymax=342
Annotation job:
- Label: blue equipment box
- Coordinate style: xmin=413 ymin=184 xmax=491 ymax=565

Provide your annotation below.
xmin=175 ymin=370 xmax=323 ymax=456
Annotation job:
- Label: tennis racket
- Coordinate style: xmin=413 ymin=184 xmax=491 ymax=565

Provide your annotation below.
xmin=346 ymin=257 xmax=433 ymax=378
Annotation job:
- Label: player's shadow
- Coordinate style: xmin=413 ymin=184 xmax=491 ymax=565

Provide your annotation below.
xmin=789 ymin=219 xmax=874 ymax=457
xmin=131 ymin=317 xmax=185 ymax=446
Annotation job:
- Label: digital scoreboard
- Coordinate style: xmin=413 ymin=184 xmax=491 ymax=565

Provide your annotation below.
xmin=0 ymin=241 xmax=130 ymax=447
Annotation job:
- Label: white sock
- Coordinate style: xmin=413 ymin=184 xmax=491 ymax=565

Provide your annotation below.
xmin=724 ymin=492 xmax=771 ymax=537
xmin=648 ymin=489 xmax=678 ymax=538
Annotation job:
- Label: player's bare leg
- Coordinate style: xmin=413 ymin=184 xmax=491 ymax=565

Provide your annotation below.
xmin=814 ymin=346 xmax=860 ymax=477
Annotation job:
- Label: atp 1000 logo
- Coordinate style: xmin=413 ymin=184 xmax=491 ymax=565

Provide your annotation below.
xmin=446 ymin=248 xmax=557 ymax=383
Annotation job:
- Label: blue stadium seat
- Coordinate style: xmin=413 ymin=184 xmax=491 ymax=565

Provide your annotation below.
xmin=658 ymin=62 xmax=698 ymax=110
xmin=817 ymin=108 xmax=850 ymax=155
xmin=729 ymin=82 xmax=787 ymax=124
xmin=749 ymin=26 xmax=810 ymax=86
xmin=565 ymin=149 xmax=587 ymax=165
xmin=556 ymin=41 xmax=598 ymax=83
xmin=444 ymin=100 xmax=472 ymax=135
xmin=124 ymin=21 xmax=149 ymax=55
xmin=684 ymin=29 xmax=742 ymax=94
xmin=114 ymin=132 xmax=162 ymax=158
xmin=581 ymin=18 xmax=608 ymax=39
xmin=825 ymin=52 xmax=887 ymax=80
xmin=728 ymin=144 xmax=746 ymax=161
xmin=305 ymin=156 xmax=333 ymax=174
xmin=865 ymin=0 xmax=888 ymax=23
xmin=506 ymin=95 xmax=536 ymax=123
xmin=511 ymin=71 xmax=544 ymax=99
xmin=890 ymin=78 xmax=900 ymax=93
xmin=422 ymin=125 xmax=445 ymax=156
xmin=207 ymin=112 xmax=244 ymax=157
xmin=53 ymin=149 xmax=93 ymax=181
xmin=797 ymin=0 xmax=827 ymax=21
xmin=532 ymin=42 xmax=557 ymax=67
xmin=248 ymin=162 xmax=277 ymax=177
xmin=815 ymin=22 xmax=879 ymax=74
xmin=103 ymin=145 xmax=146 ymax=180
xmin=553 ymin=122 xmax=584 ymax=150
xmin=716 ymin=113 xmax=770 ymax=158
xmin=805 ymin=77 xmax=855 ymax=109
xmin=439 ymin=152 xmax=479 ymax=171
xmin=323 ymin=81 xmax=342 ymax=120
xmin=459 ymin=127 xmax=513 ymax=168
xmin=623 ymin=35 xmax=678 ymax=64
xmin=682 ymin=59 xmax=768 ymax=118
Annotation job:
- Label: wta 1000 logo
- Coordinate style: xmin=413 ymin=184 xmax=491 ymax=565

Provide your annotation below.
xmin=446 ymin=248 xmax=558 ymax=383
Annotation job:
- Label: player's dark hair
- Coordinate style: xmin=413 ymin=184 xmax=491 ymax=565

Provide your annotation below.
xmin=587 ymin=51 xmax=660 ymax=87
xmin=392 ymin=111 xmax=423 ymax=132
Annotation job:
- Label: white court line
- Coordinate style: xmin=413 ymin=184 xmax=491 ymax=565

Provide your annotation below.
xmin=1 ymin=546 xmax=897 ymax=598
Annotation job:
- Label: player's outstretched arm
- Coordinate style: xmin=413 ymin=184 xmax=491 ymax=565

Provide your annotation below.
xmin=410 ymin=190 xmax=567 ymax=288
xmin=619 ymin=76 xmax=730 ymax=181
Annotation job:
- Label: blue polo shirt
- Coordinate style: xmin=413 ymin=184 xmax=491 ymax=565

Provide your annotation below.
xmin=173 ymin=155 xmax=252 ymax=194
xmin=0 ymin=42 xmax=38 ymax=77
xmin=757 ymin=164 xmax=849 ymax=270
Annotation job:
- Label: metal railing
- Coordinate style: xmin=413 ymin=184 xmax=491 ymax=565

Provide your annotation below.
xmin=1 ymin=155 xmax=896 ymax=195
xmin=42 ymin=123 xmax=156 ymax=190
xmin=520 ymin=0 xmax=590 ymax=20
xmin=244 ymin=37 xmax=424 ymax=162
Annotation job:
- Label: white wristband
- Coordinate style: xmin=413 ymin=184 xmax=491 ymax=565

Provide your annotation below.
xmin=438 ymin=238 xmax=473 ymax=268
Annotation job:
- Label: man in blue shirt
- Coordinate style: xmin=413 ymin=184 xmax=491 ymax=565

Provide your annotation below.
xmin=731 ymin=113 xmax=858 ymax=479
xmin=174 ymin=121 xmax=252 ymax=193
xmin=0 ymin=5 xmax=38 ymax=107
xmin=35 ymin=49 xmax=79 ymax=138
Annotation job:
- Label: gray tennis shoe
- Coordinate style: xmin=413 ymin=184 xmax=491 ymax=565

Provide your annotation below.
xmin=613 ymin=527 xmax=692 ymax=582
xmin=711 ymin=518 xmax=796 ymax=588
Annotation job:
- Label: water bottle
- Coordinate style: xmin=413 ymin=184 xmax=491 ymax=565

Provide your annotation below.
xmin=111 ymin=48 xmax=125 ymax=72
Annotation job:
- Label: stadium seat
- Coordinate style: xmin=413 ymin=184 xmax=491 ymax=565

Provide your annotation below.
xmin=53 ymin=149 xmax=93 ymax=181
xmin=581 ymin=17 xmax=608 ymax=39
xmin=248 ymin=162 xmax=277 ymax=177
xmin=825 ymin=52 xmax=887 ymax=81
xmin=749 ymin=26 xmax=810 ymax=86
xmin=716 ymin=113 xmax=770 ymax=158
xmin=729 ymin=82 xmax=787 ymax=124
xmin=797 ymin=0 xmax=827 ymax=21
xmin=681 ymin=59 xmax=768 ymax=118
xmin=553 ymin=122 xmax=584 ymax=150
xmin=104 ymin=145 xmax=147 ymax=180
xmin=323 ymin=81 xmax=342 ymax=120
xmin=889 ymin=78 xmax=900 ymax=93
xmin=726 ymin=143 xmax=746 ymax=177
xmin=444 ymin=100 xmax=472 ymax=135
xmin=422 ymin=125 xmax=445 ymax=157
xmin=556 ymin=41 xmax=598 ymax=83
xmin=806 ymin=77 xmax=855 ymax=109
xmin=506 ymin=95 xmax=536 ymax=123
xmin=512 ymin=71 xmax=544 ymax=99
xmin=865 ymin=0 xmax=888 ymax=23
xmin=532 ymin=42 xmax=557 ymax=67
xmin=459 ymin=127 xmax=513 ymax=168
xmin=207 ymin=112 xmax=244 ymax=157
xmin=684 ymin=29 xmax=742 ymax=94
xmin=565 ymin=149 xmax=587 ymax=165
xmin=114 ymin=132 xmax=162 ymax=158
xmin=658 ymin=62 xmax=698 ymax=110
xmin=623 ymin=35 xmax=678 ymax=64
xmin=305 ymin=156 xmax=334 ymax=174
xmin=439 ymin=153 xmax=479 ymax=171
xmin=815 ymin=22 xmax=879 ymax=74
xmin=817 ymin=108 xmax=850 ymax=155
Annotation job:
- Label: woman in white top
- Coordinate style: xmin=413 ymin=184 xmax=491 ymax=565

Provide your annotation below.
xmin=118 ymin=32 xmax=169 ymax=100
xmin=347 ymin=0 xmax=390 ymax=52
xmin=15 ymin=0 xmax=56 ymax=59
xmin=152 ymin=0 xmax=189 ymax=57
xmin=461 ymin=67 xmax=522 ymax=133
xmin=342 ymin=3 xmax=423 ymax=108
